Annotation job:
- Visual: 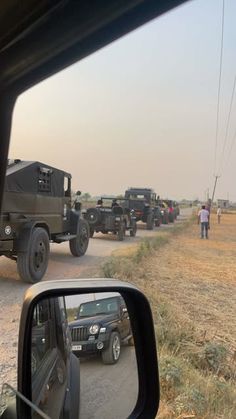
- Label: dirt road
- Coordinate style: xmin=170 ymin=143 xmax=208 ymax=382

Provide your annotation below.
xmin=0 ymin=210 xmax=189 ymax=393
xmin=80 ymin=347 xmax=138 ymax=419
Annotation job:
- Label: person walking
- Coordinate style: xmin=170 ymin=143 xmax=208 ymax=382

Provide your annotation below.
xmin=217 ymin=206 xmax=222 ymax=224
xmin=198 ymin=205 xmax=210 ymax=239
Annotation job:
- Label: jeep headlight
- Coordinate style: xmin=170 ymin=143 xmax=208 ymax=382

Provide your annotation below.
xmin=89 ymin=324 xmax=99 ymax=335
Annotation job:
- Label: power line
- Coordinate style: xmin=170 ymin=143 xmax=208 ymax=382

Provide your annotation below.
xmin=214 ymin=0 xmax=225 ymax=176
xmin=219 ymin=73 xmax=236 ymax=174
xmin=224 ymin=125 xmax=236 ymax=169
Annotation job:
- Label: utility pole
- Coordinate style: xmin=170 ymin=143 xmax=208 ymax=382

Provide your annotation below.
xmin=211 ymin=175 xmax=220 ymax=206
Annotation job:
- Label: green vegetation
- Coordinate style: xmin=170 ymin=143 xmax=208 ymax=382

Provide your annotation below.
xmin=101 ymin=220 xmax=236 ymax=418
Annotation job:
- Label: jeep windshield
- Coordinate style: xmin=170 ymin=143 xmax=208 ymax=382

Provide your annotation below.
xmin=78 ymin=298 xmax=118 ymax=318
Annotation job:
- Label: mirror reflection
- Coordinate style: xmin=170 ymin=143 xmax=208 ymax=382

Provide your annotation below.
xmin=31 ymin=292 xmax=138 ymax=419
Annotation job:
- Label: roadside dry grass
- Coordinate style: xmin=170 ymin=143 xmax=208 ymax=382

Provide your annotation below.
xmin=102 ymin=213 xmax=236 ymax=418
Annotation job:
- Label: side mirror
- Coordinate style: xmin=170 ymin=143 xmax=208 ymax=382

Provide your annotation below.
xmin=15 ymin=279 xmax=159 ymax=418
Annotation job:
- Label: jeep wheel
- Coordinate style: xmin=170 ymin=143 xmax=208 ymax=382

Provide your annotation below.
xmin=70 ymin=219 xmax=89 ymax=256
xmin=146 ymin=214 xmax=154 ymax=230
xmin=155 ymin=219 xmax=161 ymax=227
xmin=117 ymin=223 xmax=125 ymax=241
xmin=130 ymin=222 xmax=137 ymax=237
xmin=86 ymin=208 xmax=101 ymax=225
xmin=102 ymin=332 xmax=121 ymax=364
xmin=17 ymin=227 xmax=49 ymax=283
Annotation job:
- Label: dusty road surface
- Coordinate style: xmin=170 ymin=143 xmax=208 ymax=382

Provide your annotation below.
xmin=80 ymin=346 xmax=138 ymax=419
xmin=0 ymin=210 xmax=189 ymax=393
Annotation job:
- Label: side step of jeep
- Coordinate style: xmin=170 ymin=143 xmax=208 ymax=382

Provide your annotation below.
xmin=54 ymin=234 xmax=77 ymax=243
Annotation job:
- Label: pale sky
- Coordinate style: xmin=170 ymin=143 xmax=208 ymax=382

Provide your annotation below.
xmin=10 ymin=0 xmax=236 ymax=201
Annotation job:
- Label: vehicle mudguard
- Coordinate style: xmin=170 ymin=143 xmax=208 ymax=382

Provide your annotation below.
xmin=15 ymin=222 xmax=49 ymax=253
xmin=69 ymin=209 xmax=80 ymax=234
xmin=63 ymin=353 xmax=80 ymax=419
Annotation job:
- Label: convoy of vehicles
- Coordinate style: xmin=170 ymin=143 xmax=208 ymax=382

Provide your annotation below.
xmin=69 ymin=294 xmax=133 ymax=364
xmin=0 ymin=160 xmax=89 ymax=284
xmin=0 ymin=160 xmax=179 ymax=283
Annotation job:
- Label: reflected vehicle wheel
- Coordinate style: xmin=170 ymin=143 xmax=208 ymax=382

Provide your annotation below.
xmin=17 ymin=227 xmax=49 ymax=283
xmin=69 ymin=219 xmax=89 ymax=256
xmin=102 ymin=332 xmax=121 ymax=364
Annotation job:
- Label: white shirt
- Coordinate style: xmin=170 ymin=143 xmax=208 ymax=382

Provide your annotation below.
xmin=198 ymin=209 xmax=209 ymax=223
xmin=217 ymin=208 xmax=222 ymax=216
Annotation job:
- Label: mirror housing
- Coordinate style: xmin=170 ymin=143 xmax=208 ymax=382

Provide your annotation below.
xmin=17 ymin=279 xmax=159 ymax=418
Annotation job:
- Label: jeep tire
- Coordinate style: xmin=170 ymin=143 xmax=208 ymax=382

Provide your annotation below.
xmin=89 ymin=227 xmax=94 ymax=238
xmin=117 ymin=223 xmax=125 ymax=241
xmin=70 ymin=219 xmax=89 ymax=256
xmin=86 ymin=208 xmax=101 ymax=225
xmin=17 ymin=227 xmax=49 ymax=283
xmin=102 ymin=331 xmax=121 ymax=364
xmin=146 ymin=213 xmax=154 ymax=230
xmin=130 ymin=221 xmax=137 ymax=237
xmin=155 ymin=219 xmax=161 ymax=227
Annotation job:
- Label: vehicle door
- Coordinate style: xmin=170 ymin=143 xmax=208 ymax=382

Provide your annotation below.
xmin=31 ymin=298 xmax=68 ymax=419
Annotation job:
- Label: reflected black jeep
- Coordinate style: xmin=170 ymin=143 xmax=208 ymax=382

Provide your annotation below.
xmin=69 ymin=295 xmax=133 ymax=364
xmin=0 ymin=159 xmax=89 ymax=283
xmin=83 ymin=197 xmax=137 ymax=240
xmin=124 ymin=187 xmax=161 ymax=229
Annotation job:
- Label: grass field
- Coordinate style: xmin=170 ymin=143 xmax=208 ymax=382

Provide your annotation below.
xmin=102 ymin=213 xmax=236 ymax=418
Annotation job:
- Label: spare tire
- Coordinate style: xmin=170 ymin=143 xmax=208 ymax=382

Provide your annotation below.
xmin=86 ymin=208 xmax=101 ymax=225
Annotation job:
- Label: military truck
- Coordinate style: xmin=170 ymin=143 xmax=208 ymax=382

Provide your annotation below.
xmin=124 ymin=187 xmax=161 ymax=230
xmin=0 ymin=160 xmax=89 ymax=283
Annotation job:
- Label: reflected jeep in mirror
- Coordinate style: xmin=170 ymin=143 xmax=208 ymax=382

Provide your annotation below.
xmin=0 ymin=160 xmax=89 ymax=284
xmin=68 ymin=293 xmax=134 ymax=364
xmin=0 ymin=279 xmax=159 ymax=419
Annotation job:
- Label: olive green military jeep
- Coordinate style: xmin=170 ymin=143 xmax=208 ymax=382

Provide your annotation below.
xmin=0 ymin=160 xmax=89 ymax=283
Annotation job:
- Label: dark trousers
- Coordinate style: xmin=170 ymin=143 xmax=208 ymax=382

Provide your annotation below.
xmin=201 ymin=222 xmax=208 ymax=238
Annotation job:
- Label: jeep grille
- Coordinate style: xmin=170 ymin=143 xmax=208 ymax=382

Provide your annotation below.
xmin=71 ymin=326 xmax=88 ymax=342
